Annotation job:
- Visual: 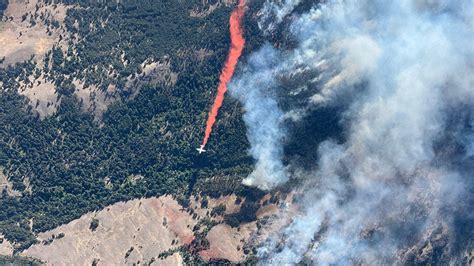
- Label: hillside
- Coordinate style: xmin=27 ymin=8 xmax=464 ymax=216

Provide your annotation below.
xmin=1 ymin=0 xmax=472 ymax=265
xmin=0 ymin=0 xmax=266 ymax=256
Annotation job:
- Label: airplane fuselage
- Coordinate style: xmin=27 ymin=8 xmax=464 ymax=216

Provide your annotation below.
xmin=197 ymin=145 xmax=206 ymax=154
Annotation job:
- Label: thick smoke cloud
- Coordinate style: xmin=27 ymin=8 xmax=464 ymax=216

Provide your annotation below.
xmin=230 ymin=46 xmax=288 ymax=190
xmin=230 ymin=0 xmax=474 ymax=264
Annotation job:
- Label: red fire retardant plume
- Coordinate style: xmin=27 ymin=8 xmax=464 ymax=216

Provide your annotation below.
xmin=201 ymin=0 xmax=246 ymax=148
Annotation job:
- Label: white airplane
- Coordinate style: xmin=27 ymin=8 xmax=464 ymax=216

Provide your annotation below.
xmin=196 ymin=145 xmax=206 ymax=154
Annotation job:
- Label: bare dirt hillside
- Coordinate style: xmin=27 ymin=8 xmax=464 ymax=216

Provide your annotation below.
xmin=18 ymin=192 xmax=295 ymax=265
xmin=0 ymin=234 xmax=13 ymax=257
xmin=0 ymin=167 xmax=21 ymax=197
xmin=199 ymin=223 xmax=255 ymax=263
xmin=22 ymin=196 xmax=196 ymax=265
xmin=0 ymin=0 xmax=68 ymax=67
xmin=0 ymin=0 xmax=69 ymax=117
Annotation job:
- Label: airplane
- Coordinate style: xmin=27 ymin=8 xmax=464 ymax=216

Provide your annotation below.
xmin=196 ymin=145 xmax=206 ymax=154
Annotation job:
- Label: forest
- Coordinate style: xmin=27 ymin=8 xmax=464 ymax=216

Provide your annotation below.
xmin=0 ymin=0 xmax=267 ymax=252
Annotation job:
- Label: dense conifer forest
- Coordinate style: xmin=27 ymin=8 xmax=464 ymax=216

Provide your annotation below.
xmin=0 ymin=0 xmax=267 ymax=251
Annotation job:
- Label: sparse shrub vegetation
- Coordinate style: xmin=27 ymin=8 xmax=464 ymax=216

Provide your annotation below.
xmin=89 ymin=218 xmax=99 ymax=232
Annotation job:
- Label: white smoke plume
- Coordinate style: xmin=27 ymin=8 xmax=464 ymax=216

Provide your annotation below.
xmin=230 ymin=46 xmax=288 ymax=190
xmin=258 ymin=0 xmax=302 ymax=33
xmin=231 ymin=0 xmax=474 ymax=264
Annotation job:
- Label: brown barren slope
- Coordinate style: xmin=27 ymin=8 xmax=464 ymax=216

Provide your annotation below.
xmin=22 ymin=196 xmax=196 ymax=265
xmin=0 ymin=0 xmax=68 ymax=67
xmin=0 ymin=234 xmax=13 ymax=257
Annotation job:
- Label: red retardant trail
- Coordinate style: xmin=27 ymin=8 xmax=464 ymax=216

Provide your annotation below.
xmin=201 ymin=0 xmax=246 ymax=149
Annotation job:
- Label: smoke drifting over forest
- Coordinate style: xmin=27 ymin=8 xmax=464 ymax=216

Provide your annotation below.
xmin=230 ymin=0 xmax=473 ymax=264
